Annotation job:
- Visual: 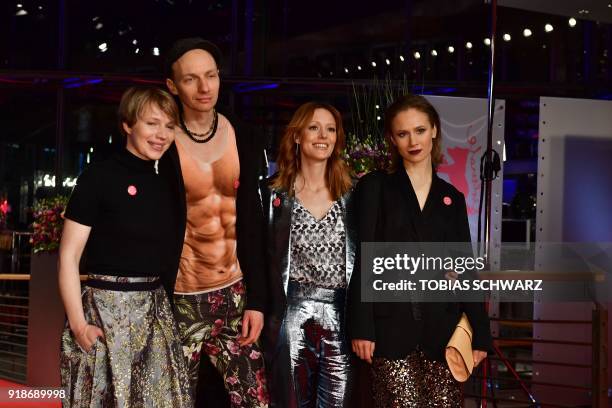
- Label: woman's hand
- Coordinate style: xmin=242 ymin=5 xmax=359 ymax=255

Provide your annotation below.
xmin=473 ymin=350 xmax=487 ymax=367
xmin=73 ymin=323 xmax=104 ymax=353
xmin=352 ymin=339 xmax=376 ymax=364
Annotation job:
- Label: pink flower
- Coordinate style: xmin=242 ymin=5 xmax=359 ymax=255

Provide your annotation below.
xmin=247 ymin=387 xmax=258 ymax=399
xmin=231 ymin=281 xmax=246 ymax=295
xmin=249 ymin=350 xmax=261 ymax=360
xmin=228 ymin=340 xmax=241 ymax=355
xmin=272 ymin=197 xmax=281 ymax=207
xmin=211 ymin=319 xmax=224 ymax=338
xmin=229 ymin=391 xmax=242 ymax=405
xmin=203 ymin=343 xmax=221 ymax=356
xmin=256 ymin=367 xmax=267 ymax=384
xmin=257 ymin=385 xmax=270 ymax=404
xmin=226 ymin=376 xmax=239 ymax=386
xmin=207 ymin=292 xmax=225 ymax=313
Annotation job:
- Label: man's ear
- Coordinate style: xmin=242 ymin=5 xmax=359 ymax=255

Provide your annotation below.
xmin=166 ymin=78 xmax=178 ymax=95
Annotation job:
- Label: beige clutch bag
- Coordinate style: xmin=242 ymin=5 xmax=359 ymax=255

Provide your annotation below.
xmin=445 ymin=313 xmax=474 ymax=382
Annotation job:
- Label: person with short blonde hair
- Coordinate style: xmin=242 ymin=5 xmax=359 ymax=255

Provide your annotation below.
xmin=118 ymin=86 xmax=180 ymax=135
xmin=59 ymin=87 xmax=192 ymax=407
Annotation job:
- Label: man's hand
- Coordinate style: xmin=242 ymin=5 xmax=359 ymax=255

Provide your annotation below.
xmin=238 ymin=309 xmax=264 ymax=346
xmin=352 ymin=339 xmax=376 ymax=364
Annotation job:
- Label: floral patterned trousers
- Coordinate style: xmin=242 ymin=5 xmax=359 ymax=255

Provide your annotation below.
xmin=174 ymin=280 xmax=269 ymax=408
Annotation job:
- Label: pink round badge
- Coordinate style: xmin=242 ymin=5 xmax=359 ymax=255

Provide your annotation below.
xmin=233 ymin=179 xmax=240 ymax=189
xmin=127 ymin=185 xmax=137 ymax=196
xmin=443 ymin=196 xmax=452 ymax=206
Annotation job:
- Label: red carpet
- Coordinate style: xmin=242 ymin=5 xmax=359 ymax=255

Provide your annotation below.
xmin=0 ymin=380 xmax=61 ymax=408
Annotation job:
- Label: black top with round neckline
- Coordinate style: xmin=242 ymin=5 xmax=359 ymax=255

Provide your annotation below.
xmin=64 ymin=148 xmax=180 ymax=278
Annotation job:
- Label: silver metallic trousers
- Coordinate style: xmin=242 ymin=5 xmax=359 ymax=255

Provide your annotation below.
xmin=277 ymin=280 xmax=352 ymax=408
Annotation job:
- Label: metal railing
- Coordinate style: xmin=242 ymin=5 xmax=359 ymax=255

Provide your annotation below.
xmin=465 ymin=305 xmax=608 ymax=408
xmin=0 ymin=278 xmax=29 ymax=383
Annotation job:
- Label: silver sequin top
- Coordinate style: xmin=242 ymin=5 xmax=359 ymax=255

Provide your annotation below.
xmin=289 ymin=199 xmax=347 ymax=289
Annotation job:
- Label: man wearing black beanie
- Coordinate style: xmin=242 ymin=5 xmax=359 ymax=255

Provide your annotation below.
xmin=162 ymin=37 xmax=269 ymax=408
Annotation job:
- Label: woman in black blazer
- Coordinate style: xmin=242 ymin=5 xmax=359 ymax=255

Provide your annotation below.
xmin=347 ymin=94 xmax=492 ymax=407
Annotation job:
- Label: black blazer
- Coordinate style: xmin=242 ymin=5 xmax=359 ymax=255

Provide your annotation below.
xmin=347 ymin=169 xmax=492 ymax=361
xmin=159 ymin=111 xmax=268 ymax=312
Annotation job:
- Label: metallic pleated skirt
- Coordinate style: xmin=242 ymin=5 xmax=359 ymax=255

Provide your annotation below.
xmin=60 ymin=275 xmax=193 ymax=408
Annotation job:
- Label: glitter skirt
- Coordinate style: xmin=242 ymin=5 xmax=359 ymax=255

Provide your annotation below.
xmin=371 ymin=349 xmax=462 ymax=408
xmin=60 ymin=274 xmax=193 ymax=407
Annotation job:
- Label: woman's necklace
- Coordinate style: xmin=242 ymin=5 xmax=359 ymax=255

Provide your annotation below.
xmin=180 ymin=109 xmax=218 ymax=143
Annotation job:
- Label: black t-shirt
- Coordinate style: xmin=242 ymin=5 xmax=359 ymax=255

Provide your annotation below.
xmin=65 ymin=149 xmax=179 ymax=278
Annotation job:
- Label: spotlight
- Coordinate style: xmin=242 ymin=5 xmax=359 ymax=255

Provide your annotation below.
xmin=95 ymin=23 xmax=103 ymax=30
xmin=375 ymin=105 xmax=380 ymax=109
xmin=153 ymin=47 xmax=160 ymax=56
xmin=132 ymin=39 xmax=138 ymax=45
xmin=135 ymin=48 xmax=140 ymax=54
xmin=371 ymin=61 xmax=377 ymax=67
xmin=344 ymin=67 xmax=349 ymax=73
xmin=98 ymin=42 xmax=108 ymax=52
xmin=399 ymin=55 xmax=405 ymax=62
xmin=376 ymin=116 xmax=381 ymax=121
xmin=413 ymin=51 xmax=421 ymax=59
xmin=484 ymin=38 xmax=491 ymax=46
xmin=545 ymin=24 xmax=553 ymax=32
xmin=568 ymin=18 xmax=577 ymax=27
xmin=15 ymin=9 xmax=27 ymax=16
xmin=503 ymin=33 xmax=511 ymax=42
xmin=431 ymin=49 xmax=438 ymax=56
xmin=466 ymin=42 xmax=473 ymax=49
xmin=385 ymin=58 xmax=390 ymax=65
xmin=357 ymin=65 xmax=362 ymax=71
xmin=16 ymin=3 xmax=22 ymax=7
xmin=447 ymin=46 xmax=455 ymax=53
xmin=523 ymin=28 xmax=532 ymax=37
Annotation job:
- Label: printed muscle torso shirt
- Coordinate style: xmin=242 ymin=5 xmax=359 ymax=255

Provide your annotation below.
xmin=174 ymin=115 xmax=243 ymax=294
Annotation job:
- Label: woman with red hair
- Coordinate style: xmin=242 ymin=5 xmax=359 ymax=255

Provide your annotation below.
xmin=261 ymin=102 xmax=356 ymax=407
